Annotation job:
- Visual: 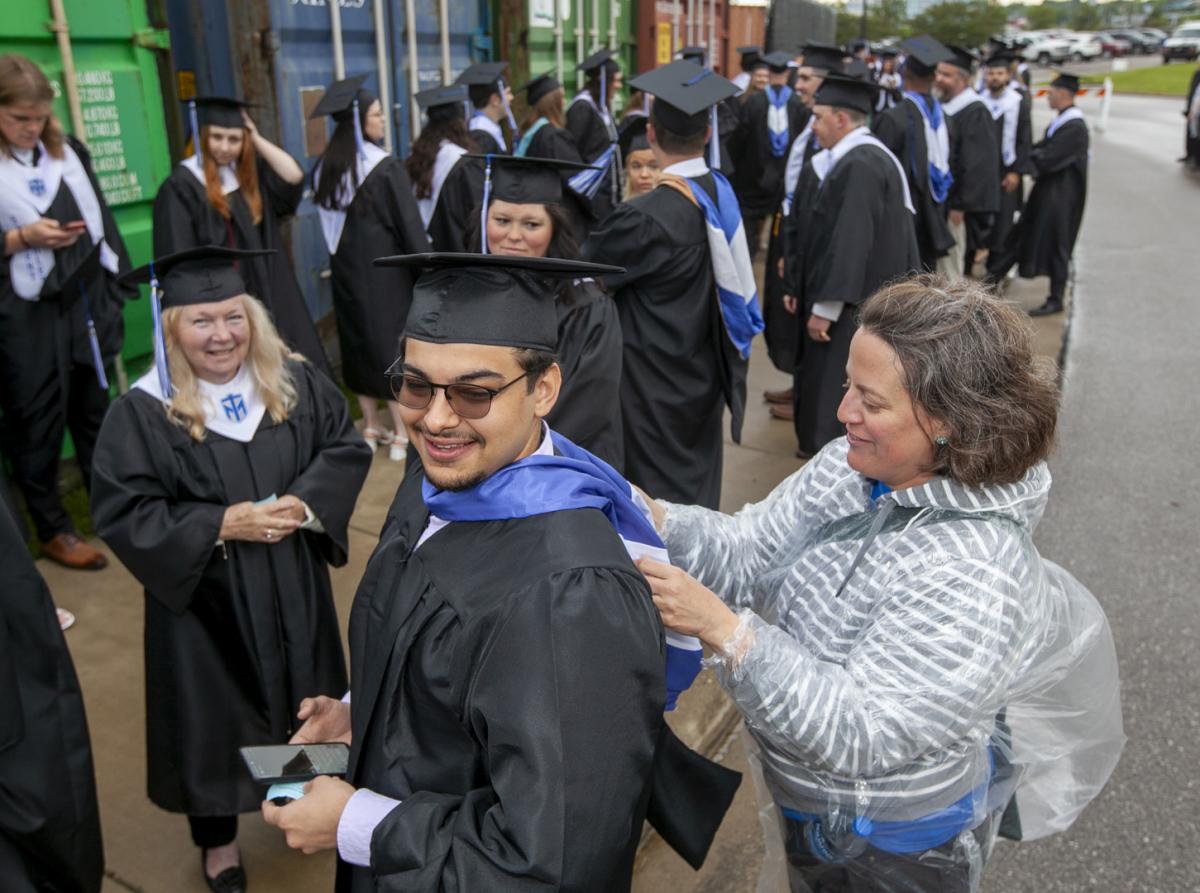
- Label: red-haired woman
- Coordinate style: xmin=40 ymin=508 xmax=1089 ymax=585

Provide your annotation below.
xmin=152 ymin=97 xmax=329 ymax=373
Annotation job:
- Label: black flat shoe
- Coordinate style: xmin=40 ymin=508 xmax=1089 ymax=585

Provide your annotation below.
xmin=202 ymin=854 xmax=247 ymax=893
xmin=1029 ymin=299 xmax=1063 ymax=317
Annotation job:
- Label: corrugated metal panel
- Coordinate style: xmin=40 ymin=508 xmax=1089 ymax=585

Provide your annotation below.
xmin=766 ymin=0 xmax=836 ymax=52
xmin=635 ymin=0 xmax=732 ymax=77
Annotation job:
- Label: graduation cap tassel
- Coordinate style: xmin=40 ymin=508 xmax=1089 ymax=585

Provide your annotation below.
xmin=497 ymin=77 xmax=518 ymax=135
xmin=708 ymin=104 xmax=721 ymax=170
xmin=480 ymin=155 xmax=493 ymax=254
xmin=79 ymin=283 xmax=109 ymax=392
xmin=188 ymin=99 xmax=202 ymax=164
xmin=149 ymin=263 xmax=173 ymax=399
xmin=352 ymin=97 xmax=366 ymax=160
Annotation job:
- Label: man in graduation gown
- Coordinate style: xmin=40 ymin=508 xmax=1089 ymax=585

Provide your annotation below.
xmin=981 ymin=53 xmax=1034 ymax=259
xmin=766 ymin=43 xmax=846 ymax=417
xmin=456 ymin=61 xmax=516 ymax=155
xmin=791 ymin=74 xmax=920 ymax=457
xmin=936 ymin=46 xmax=1001 ymax=278
xmin=986 ymin=73 xmax=1089 ymax=317
xmin=731 ymin=51 xmax=808 ymax=260
xmin=0 ymin=468 xmax=104 ymax=893
xmin=872 ymin=35 xmax=956 ymax=271
xmin=582 ymin=61 xmax=762 ymax=509
xmin=566 ymin=50 xmax=622 ymax=226
xmin=261 ymin=253 xmax=738 ymax=891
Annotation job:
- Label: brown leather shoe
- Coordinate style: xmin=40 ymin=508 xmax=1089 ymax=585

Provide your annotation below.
xmin=763 ymin=387 xmax=794 ymax=404
xmin=42 ymin=533 xmax=108 ymax=570
xmin=768 ymin=403 xmax=795 ymax=421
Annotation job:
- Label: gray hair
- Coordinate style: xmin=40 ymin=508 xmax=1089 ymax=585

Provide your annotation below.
xmin=857 ymin=275 xmax=1058 ymax=487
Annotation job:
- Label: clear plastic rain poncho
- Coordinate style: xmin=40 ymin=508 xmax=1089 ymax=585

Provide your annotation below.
xmin=660 ymin=439 xmax=1124 ymax=892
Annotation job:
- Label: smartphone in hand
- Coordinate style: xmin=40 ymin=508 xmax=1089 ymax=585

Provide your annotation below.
xmin=61 ymin=220 xmax=88 ymax=232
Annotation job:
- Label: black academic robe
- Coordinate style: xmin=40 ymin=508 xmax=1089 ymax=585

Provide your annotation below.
xmin=872 ymin=95 xmax=956 ymax=271
xmin=426 ymin=155 xmax=485 ymax=253
xmin=946 ymin=96 xmax=1002 ymax=258
xmin=546 ymin=278 xmax=625 ymax=469
xmin=469 ymin=127 xmax=504 ymax=157
xmin=329 ymin=157 xmax=430 ymax=398
xmin=0 ymin=136 xmax=135 ymax=542
xmin=731 ymin=90 xmax=809 ymax=221
xmin=522 ymin=123 xmax=591 ymax=242
xmin=0 ymin=480 xmax=104 ymax=893
xmin=566 ymin=98 xmax=618 ymax=225
xmin=1184 ymin=68 xmax=1200 ymax=163
xmin=153 ymin=158 xmax=330 ymax=374
xmin=793 ymin=144 xmax=920 ymax=455
xmin=90 ymin=359 xmax=371 ymax=816
xmin=1006 ymin=116 xmax=1089 ymax=285
xmin=340 ymin=461 xmax=665 ymax=892
xmin=582 ymin=176 xmax=747 ymax=509
xmin=988 ymin=92 xmax=1034 ymax=252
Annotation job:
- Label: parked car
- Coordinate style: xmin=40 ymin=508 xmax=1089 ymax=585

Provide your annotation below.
xmin=1066 ymin=33 xmax=1104 ymax=61
xmin=1020 ymin=32 xmax=1073 ymax=64
xmin=1110 ymin=29 xmax=1157 ymax=53
xmin=1096 ymin=31 xmax=1133 ymax=57
xmin=1162 ymin=22 xmax=1200 ymax=61
xmin=1140 ymin=28 xmax=1167 ymax=49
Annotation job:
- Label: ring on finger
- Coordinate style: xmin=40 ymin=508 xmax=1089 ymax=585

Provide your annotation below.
xmin=266 ymin=529 xmax=274 ymax=540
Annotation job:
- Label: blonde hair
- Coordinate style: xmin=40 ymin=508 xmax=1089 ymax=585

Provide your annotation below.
xmin=162 ymin=294 xmax=301 ymax=441
xmin=0 ymin=53 xmax=65 ymax=159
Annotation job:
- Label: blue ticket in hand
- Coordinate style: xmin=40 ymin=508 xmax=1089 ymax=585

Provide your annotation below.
xmin=255 ymin=494 xmax=278 ymax=506
xmin=266 ymin=781 xmax=308 ymax=805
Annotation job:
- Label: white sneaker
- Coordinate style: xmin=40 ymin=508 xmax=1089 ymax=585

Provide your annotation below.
xmin=388 ymin=431 xmax=408 ymax=462
xmin=363 ymin=426 xmax=393 ymax=450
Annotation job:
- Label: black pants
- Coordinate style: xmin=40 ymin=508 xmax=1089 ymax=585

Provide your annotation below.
xmin=0 ymin=294 xmax=112 ymax=542
xmin=783 ymin=814 xmax=992 ymax=893
xmin=189 ymin=815 xmax=238 ymax=849
xmin=984 ymin=249 xmax=1067 ymax=302
xmin=743 ymin=211 xmax=770 ymax=261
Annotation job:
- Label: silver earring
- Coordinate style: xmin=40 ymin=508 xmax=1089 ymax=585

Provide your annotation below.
xmin=935 ymin=436 xmax=949 ymax=447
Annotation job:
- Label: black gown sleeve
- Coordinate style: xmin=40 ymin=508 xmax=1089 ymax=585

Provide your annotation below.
xmin=152 ymin=172 xmax=205 ymax=257
xmin=382 ymin=161 xmax=432 ymax=254
xmin=947 ymin=109 xmax=998 ymax=212
xmin=258 ymin=156 xmax=304 ymax=220
xmin=806 ymin=157 xmax=888 ymax=306
xmin=1031 ymin=123 xmax=1088 ymax=176
xmin=284 ymin=361 xmax=372 ymax=567
xmin=1014 ymin=97 xmax=1035 ymax=175
xmin=367 ymin=568 xmax=663 ymax=891
xmin=427 ymin=157 xmax=485 ymax=252
xmin=580 ymin=198 xmax=673 ymax=293
xmin=89 ymin=396 xmax=227 ymax=614
xmin=870 ymin=106 xmax=904 ymax=156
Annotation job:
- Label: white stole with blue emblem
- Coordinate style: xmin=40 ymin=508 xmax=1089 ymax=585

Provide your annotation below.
xmin=134 ymin=362 xmax=266 ymax=442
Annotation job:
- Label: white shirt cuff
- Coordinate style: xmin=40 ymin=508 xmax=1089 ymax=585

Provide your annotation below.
xmin=341 ymin=690 xmax=351 ymax=704
xmin=811 ymin=300 xmax=845 ymax=322
xmin=299 ymin=501 xmax=325 ymax=533
xmin=336 ymin=788 xmax=402 ymax=867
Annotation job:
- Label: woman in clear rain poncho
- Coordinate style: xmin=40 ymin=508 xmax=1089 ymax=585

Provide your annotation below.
xmin=637 ymin=276 xmax=1124 ymax=892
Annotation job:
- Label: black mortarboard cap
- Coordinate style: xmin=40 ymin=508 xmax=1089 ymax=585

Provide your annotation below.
xmin=618 ymin=115 xmax=651 ymax=159
xmin=455 ymin=61 xmax=508 ymax=87
xmin=846 ymin=37 xmax=869 ymax=53
xmin=520 ymin=72 xmax=561 ymax=106
xmin=375 ymin=253 xmax=624 ymax=352
xmin=877 ymin=45 xmax=900 ymax=58
xmin=193 ymin=96 xmax=253 ymax=128
xmin=415 ymin=83 xmax=469 ymax=111
xmin=678 ymin=46 xmax=707 ymax=65
xmin=946 ymin=45 xmax=980 ymax=73
xmin=308 ymin=73 xmax=373 ymax=120
xmin=467 ymin=154 xmax=597 ymax=205
xmin=812 ymin=72 xmax=878 ymax=114
xmin=632 ymin=61 xmax=738 ymax=137
xmin=843 ymin=59 xmax=872 ymax=81
xmin=578 ymin=48 xmax=619 ymax=76
xmin=802 ymin=42 xmax=847 ymax=72
xmin=901 ymin=34 xmax=954 ymax=76
xmin=761 ymin=50 xmax=793 ymax=73
xmin=120 ymin=246 xmax=275 ymax=308
xmin=1051 ymin=72 xmax=1081 ymax=92
xmin=737 ymin=45 xmax=762 ymax=69
xmin=985 ymin=51 xmax=1016 ymax=68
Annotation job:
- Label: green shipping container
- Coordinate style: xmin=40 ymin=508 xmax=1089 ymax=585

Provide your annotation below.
xmin=1 ymin=0 xmax=175 ymax=378
xmin=492 ymin=0 xmax=636 ymax=115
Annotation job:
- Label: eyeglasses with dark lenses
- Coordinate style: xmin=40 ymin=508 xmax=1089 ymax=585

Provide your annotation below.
xmin=388 ymin=371 xmax=532 ymax=419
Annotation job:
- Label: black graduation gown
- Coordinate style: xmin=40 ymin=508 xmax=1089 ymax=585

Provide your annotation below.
xmin=545 ymin=278 xmax=625 ymax=469
xmin=794 ymin=145 xmax=920 ymax=455
xmin=872 ymin=95 xmax=955 ymax=271
xmin=152 ymin=158 xmax=330 ymax=374
xmin=582 ymin=176 xmax=747 ymax=509
xmin=426 ymin=155 xmax=485 ymax=253
xmin=329 ymin=157 xmax=430 ymax=398
xmin=0 ymin=480 xmax=104 ymax=893
xmin=946 ymin=97 xmax=1002 ymax=254
xmin=0 ymin=137 xmax=135 ymax=542
xmin=468 ymin=126 xmax=504 ymax=157
xmin=1185 ymin=68 xmax=1200 ymax=163
xmin=340 ymin=462 xmax=665 ymax=892
xmin=89 ymin=359 xmax=371 ymax=815
xmin=523 ymin=120 xmax=593 ymax=242
xmin=1007 ymin=116 xmax=1089 ymax=285
xmin=731 ymin=90 xmax=809 ymax=221
xmin=988 ymin=92 xmax=1034 ymax=252
xmin=566 ymin=98 xmax=618 ymax=225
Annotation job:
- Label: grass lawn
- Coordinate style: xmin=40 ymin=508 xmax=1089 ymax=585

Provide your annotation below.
xmin=1080 ymin=63 xmax=1196 ymax=97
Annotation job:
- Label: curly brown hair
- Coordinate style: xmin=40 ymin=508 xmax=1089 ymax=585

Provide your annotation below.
xmin=857 ymin=275 xmax=1059 ymax=487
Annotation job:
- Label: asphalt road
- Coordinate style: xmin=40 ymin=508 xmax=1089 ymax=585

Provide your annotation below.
xmin=636 ymin=94 xmax=1200 ymax=892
